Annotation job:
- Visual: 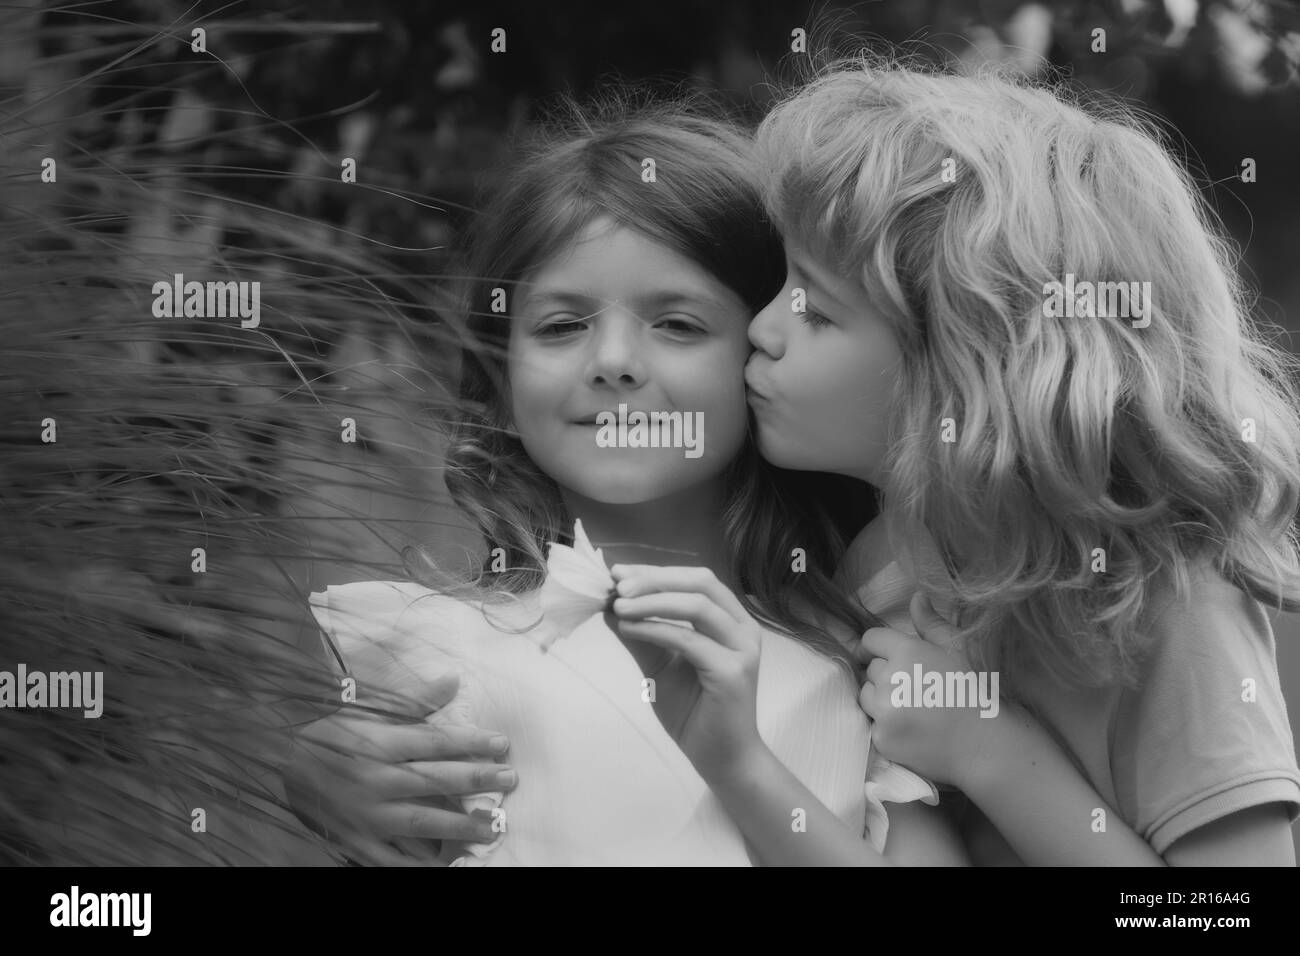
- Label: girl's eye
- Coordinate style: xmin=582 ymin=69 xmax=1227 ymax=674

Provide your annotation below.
xmin=799 ymin=310 xmax=831 ymax=329
xmin=536 ymin=318 xmax=587 ymax=337
xmin=656 ymin=317 xmax=704 ymax=335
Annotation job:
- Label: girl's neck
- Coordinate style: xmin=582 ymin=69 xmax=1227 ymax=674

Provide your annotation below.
xmin=559 ymin=479 xmax=736 ymax=588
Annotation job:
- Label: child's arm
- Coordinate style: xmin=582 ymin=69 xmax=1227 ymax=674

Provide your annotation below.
xmin=953 ymin=702 xmax=1166 ymax=866
xmin=860 ymin=592 xmax=1298 ymax=866
xmin=705 ymin=745 xmax=968 ymax=866
xmin=609 ymin=563 xmax=969 ymax=866
xmin=880 ymin=798 xmax=971 ymax=866
xmin=1162 ymin=804 xmax=1296 ymax=866
xmin=283 ymin=697 xmax=514 ymax=865
xmin=858 ymin=593 xmax=1170 ymax=865
xmin=297 ymin=585 xmax=517 ymax=865
xmin=914 ymin=691 xmax=1296 ymax=866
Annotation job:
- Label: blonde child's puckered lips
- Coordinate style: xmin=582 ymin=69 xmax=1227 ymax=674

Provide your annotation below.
xmin=744 ymin=364 xmax=773 ymax=404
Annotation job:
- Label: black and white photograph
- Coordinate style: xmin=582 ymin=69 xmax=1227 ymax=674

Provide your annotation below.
xmin=3 ymin=0 xmax=1300 ymax=921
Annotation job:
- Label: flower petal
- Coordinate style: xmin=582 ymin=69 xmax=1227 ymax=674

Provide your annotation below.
xmin=537 ymin=519 xmax=615 ymax=649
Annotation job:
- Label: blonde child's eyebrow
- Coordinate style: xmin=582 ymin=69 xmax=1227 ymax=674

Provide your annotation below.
xmin=788 ymin=257 xmax=851 ymax=313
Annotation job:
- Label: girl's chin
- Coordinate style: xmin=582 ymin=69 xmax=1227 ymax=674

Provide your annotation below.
xmin=559 ymin=469 xmax=726 ymax=506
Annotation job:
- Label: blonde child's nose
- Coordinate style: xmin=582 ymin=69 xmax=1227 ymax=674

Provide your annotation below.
xmin=747 ymin=297 xmax=785 ymax=357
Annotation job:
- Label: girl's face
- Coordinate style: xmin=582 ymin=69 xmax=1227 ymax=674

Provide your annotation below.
xmin=745 ymin=239 xmax=904 ymax=487
xmin=507 ymin=217 xmax=752 ymax=505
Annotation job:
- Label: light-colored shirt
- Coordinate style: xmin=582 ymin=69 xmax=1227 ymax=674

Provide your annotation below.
xmin=309 ymin=580 xmax=928 ymax=865
xmin=853 ymin=555 xmax=1300 ymax=863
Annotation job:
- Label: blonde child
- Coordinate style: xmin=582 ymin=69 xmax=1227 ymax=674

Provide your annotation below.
xmin=739 ymin=56 xmax=1300 ymax=864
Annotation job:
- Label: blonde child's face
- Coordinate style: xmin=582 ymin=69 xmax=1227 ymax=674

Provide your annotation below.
xmin=746 ymin=239 xmax=903 ymax=487
xmin=507 ymin=217 xmax=752 ymax=505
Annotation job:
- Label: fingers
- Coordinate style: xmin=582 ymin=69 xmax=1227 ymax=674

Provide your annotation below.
xmin=345 ymin=837 xmax=447 ymax=868
xmin=391 ymin=837 xmax=447 ymax=864
xmin=419 ymin=722 xmax=511 ymax=762
xmin=306 ymin=714 xmax=510 ymax=764
xmin=338 ymin=841 xmax=415 ymax=867
xmin=864 ymin=656 xmax=893 ymax=687
xmin=611 ymin=564 xmax=749 ymax=622
xmin=379 ymin=760 xmax=517 ymax=800
xmin=856 ymin=626 xmax=908 ymax=664
xmin=909 ymin=591 xmax=958 ymax=647
xmin=415 ymin=672 xmax=463 ymax=714
xmin=343 ymin=837 xmax=449 ymax=868
xmin=858 ymin=681 xmax=882 ymax=720
xmin=373 ymin=801 xmax=501 ymax=844
xmin=616 ymin=618 xmax=721 ymax=673
xmin=612 ymin=592 xmax=744 ymax=649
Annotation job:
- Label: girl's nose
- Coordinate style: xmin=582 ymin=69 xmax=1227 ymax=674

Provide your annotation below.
xmin=747 ymin=293 xmax=787 ymax=358
xmin=586 ymin=311 xmax=645 ymax=387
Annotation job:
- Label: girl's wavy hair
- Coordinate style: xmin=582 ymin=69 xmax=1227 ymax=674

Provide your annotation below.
xmin=755 ymin=53 xmax=1300 ymax=689
xmin=406 ymin=89 xmax=884 ymax=661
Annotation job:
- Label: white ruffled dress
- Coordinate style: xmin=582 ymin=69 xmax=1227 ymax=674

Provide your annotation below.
xmin=308 ymin=581 xmax=935 ymax=866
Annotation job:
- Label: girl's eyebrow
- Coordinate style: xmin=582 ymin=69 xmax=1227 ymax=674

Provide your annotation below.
xmin=636 ymin=290 xmax=735 ymax=313
xmin=520 ymin=288 xmax=733 ymax=314
xmin=517 ymin=290 xmax=593 ymax=312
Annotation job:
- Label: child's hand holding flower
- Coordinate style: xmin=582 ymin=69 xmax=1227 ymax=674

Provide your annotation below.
xmin=609 ymin=565 xmax=766 ymax=782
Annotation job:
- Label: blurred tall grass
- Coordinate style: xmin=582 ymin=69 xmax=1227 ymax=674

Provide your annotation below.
xmin=0 ymin=3 xmax=489 ymax=864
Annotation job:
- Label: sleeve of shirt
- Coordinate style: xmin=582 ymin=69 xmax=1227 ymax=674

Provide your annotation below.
xmin=1109 ymin=568 xmax=1300 ymax=855
xmin=307 ymin=581 xmax=505 ymax=862
xmin=308 ymin=580 xmax=466 ymax=697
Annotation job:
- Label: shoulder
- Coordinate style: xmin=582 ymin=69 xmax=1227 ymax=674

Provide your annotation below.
xmin=1133 ymin=562 xmax=1282 ymax=683
xmin=836 ymin=516 xmax=948 ymax=633
xmin=309 ymin=580 xmax=471 ymax=641
xmin=308 ymin=580 xmax=536 ymax=661
xmin=836 ymin=516 xmax=894 ymax=592
xmin=310 ymin=579 xmax=473 ymax=621
xmin=1112 ymin=563 xmax=1300 ymax=853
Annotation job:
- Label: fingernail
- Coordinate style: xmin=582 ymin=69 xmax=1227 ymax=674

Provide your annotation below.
xmin=489 ymin=735 xmax=509 ymax=754
xmin=496 ymin=769 xmax=517 ymax=788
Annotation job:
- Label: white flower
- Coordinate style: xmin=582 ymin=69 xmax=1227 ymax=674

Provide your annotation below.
xmin=537 ymin=519 xmax=616 ymax=649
